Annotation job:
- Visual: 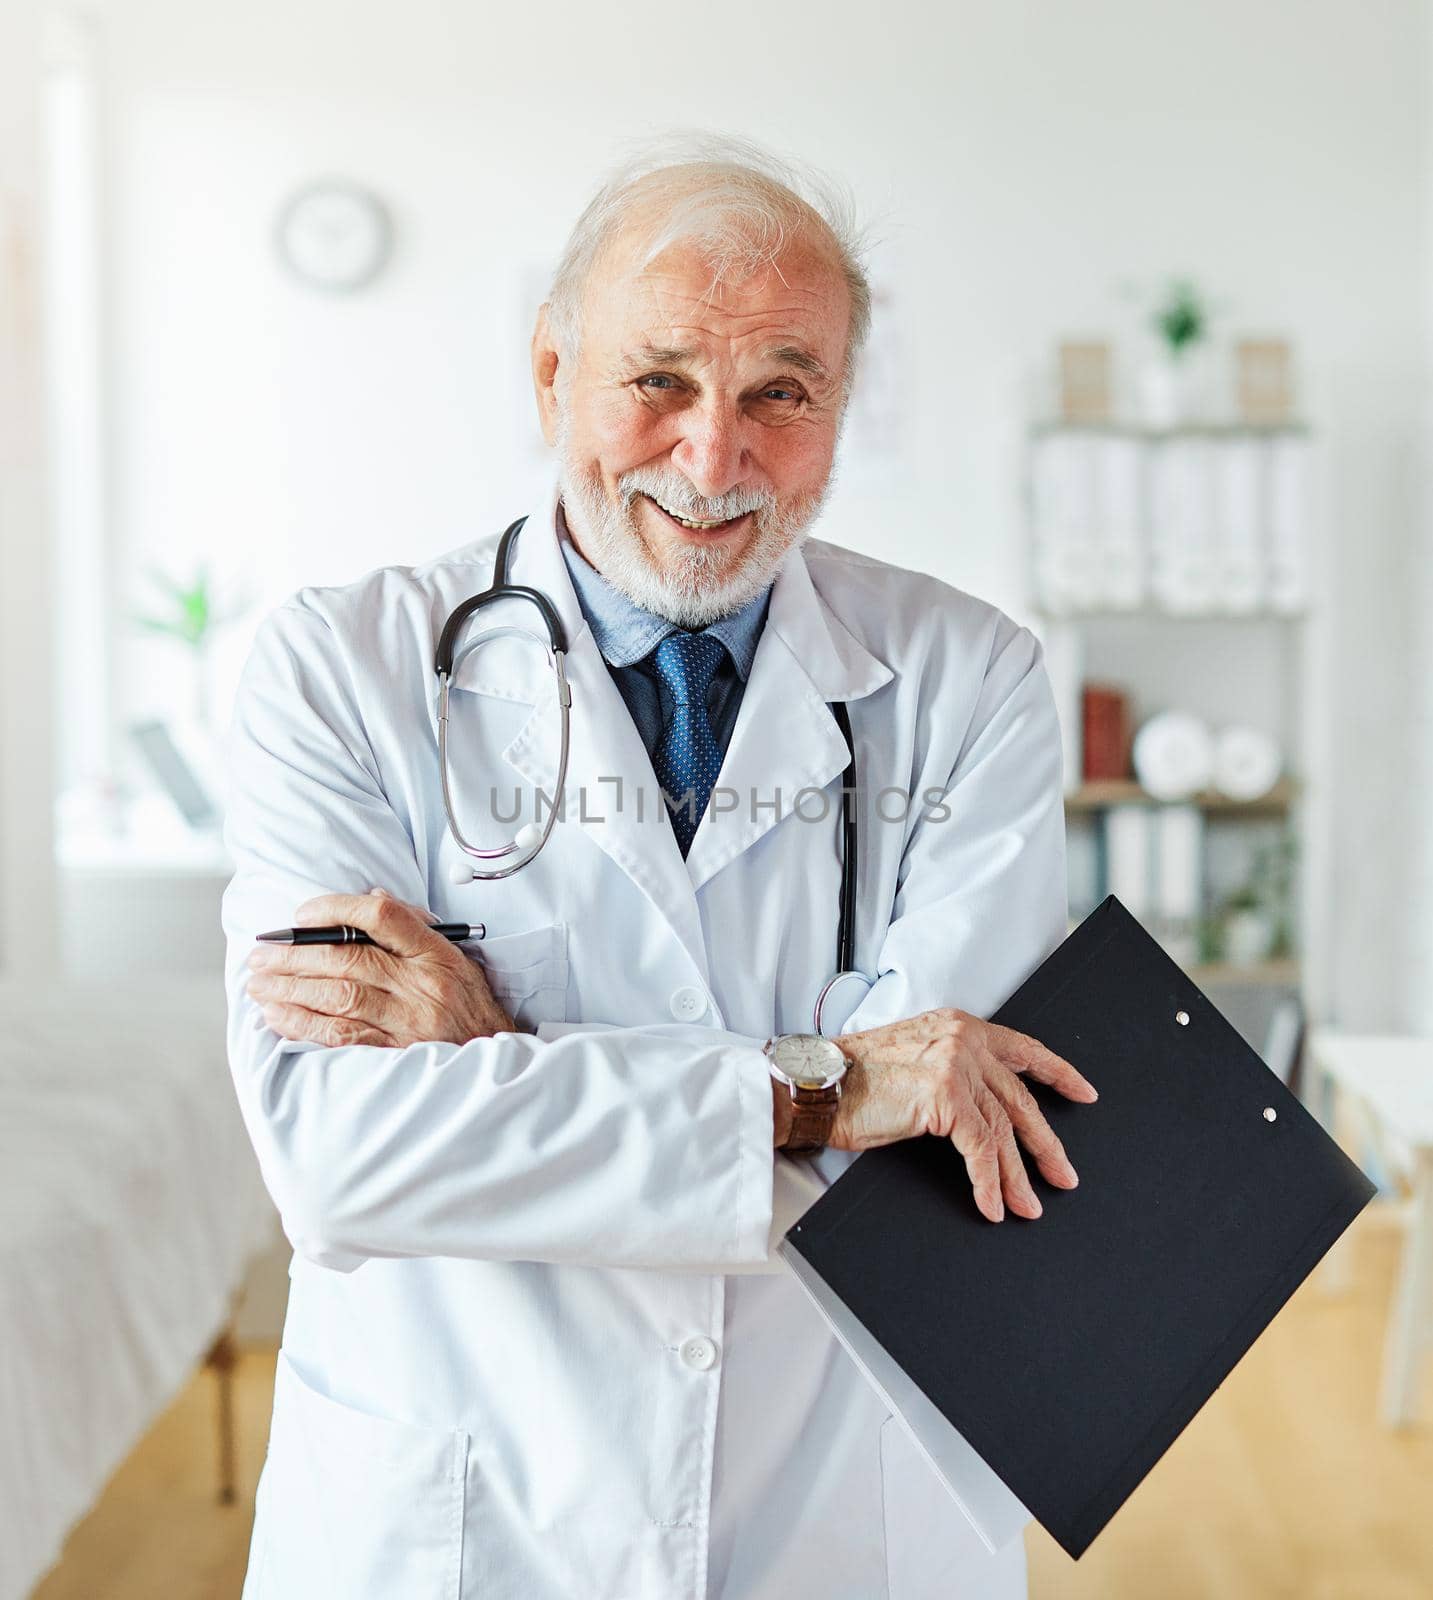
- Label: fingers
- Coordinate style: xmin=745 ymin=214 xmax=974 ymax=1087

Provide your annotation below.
xmin=995 ymin=1131 xmax=1042 ymax=1219
xmin=991 ymin=1068 xmax=1080 ymax=1190
xmin=985 ymin=1022 xmax=1098 ymax=1104
xmin=248 ymin=937 xmax=401 ymax=988
xmin=947 ymin=1105 xmax=1005 ymax=1224
xmin=289 ymin=889 xmax=444 ymax=958
xmin=256 ymin=997 xmax=397 ymax=1049
xmin=978 ymin=1088 xmax=1043 ymax=1219
xmin=367 ymin=887 xmax=442 ymax=926
xmin=247 ymin=971 xmax=396 ymax=1032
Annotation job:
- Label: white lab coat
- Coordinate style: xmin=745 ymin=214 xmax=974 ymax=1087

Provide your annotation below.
xmin=222 ymin=482 xmax=1067 ymax=1600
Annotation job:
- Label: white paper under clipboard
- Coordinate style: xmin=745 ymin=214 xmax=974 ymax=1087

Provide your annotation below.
xmin=778 ymin=1237 xmax=1031 ymax=1555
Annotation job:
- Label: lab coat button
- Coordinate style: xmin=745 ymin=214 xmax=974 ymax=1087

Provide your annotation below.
xmin=680 ymin=1336 xmax=719 ymax=1371
xmin=669 ymin=986 xmax=708 ymax=1022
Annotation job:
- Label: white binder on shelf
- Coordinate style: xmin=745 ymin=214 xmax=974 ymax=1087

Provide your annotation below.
xmin=1149 ymin=438 xmax=1216 ymax=614
xmin=1154 ymin=803 xmax=1204 ymax=966
xmin=1104 ymin=804 xmax=1154 ymax=918
xmin=1212 ymin=436 xmax=1266 ymax=613
xmin=1031 ymin=432 xmax=1099 ymax=613
xmin=1268 ymin=435 xmax=1310 ymax=613
xmin=1094 ymin=435 xmax=1145 ymax=609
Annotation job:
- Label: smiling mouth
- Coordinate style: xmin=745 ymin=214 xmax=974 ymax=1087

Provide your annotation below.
xmin=641 ymin=493 xmax=751 ymax=533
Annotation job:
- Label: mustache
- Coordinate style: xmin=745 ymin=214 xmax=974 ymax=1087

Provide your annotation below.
xmin=616 ymin=467 xmax=776 ymax=524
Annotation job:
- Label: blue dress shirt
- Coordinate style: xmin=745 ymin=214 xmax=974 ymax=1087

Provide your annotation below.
xmin=558 ymin=522 xmax=772 ymax=763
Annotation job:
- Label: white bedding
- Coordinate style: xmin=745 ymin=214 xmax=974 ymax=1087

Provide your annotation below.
xmin=0 ymin=980 xmax=274 ymax=1600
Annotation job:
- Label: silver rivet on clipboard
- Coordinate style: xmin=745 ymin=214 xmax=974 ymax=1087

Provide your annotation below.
xmin=1263 ymin=1107 xmax=1278 ymax=1123
xmin=1175 ymin=1010 xmax=1190 ymax=1027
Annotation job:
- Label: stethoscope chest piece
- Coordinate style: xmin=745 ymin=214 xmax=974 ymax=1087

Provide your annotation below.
xmin=813 ymin=969 xmax=873 ymax=1038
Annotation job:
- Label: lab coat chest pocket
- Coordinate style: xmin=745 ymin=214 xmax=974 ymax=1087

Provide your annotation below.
xmin=251 ymin=1353 xmax=468 ymax=1600
xmin=474 ymin=923 xmax=569 ymax=1029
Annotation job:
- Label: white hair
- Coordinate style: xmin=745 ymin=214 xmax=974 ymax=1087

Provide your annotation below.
xmin=546 ymin=132 xmax=872 ymax=397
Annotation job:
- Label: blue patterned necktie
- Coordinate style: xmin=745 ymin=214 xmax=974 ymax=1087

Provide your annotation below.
xmin=650 ymin=631 xmax=728 ymax=857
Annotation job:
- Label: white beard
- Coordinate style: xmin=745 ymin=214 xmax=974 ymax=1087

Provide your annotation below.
xmin=555 ymin=414 xmax=832 ymax=628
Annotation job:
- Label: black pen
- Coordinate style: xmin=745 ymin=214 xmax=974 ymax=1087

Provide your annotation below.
xmin=256 ymin=922 xmax=485 ymax=947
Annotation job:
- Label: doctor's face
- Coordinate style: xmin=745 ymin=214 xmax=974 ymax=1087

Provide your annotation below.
xmin=534 ymin=229 xmax=851 ymax=626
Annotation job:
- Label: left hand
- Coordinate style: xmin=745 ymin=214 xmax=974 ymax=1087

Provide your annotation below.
xmin=246 ymin=887 xmax=517 ymax=1048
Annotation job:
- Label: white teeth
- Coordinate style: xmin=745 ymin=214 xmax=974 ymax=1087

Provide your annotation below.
xmin=648 ymin=495 xmax=736 ymax=530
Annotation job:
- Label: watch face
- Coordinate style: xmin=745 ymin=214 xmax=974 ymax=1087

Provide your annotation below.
xmin=772 ymin=1034 xmax=846 ymax=1090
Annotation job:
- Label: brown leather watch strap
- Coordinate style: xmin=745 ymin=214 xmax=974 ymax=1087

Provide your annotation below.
xmin=784 ymin=1082 xmax=841 ymax=1154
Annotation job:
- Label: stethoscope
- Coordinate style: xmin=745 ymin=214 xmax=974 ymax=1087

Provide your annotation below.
xmin=433 ymin=516 xmax=867 ymax=1036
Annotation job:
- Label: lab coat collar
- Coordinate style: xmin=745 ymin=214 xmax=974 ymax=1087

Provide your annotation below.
xmin=763 ymin=538 xmax=894 ymax=705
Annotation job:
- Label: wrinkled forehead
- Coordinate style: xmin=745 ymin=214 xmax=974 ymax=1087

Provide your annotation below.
xmin=579 ymin=224 xmax=851 ymax=372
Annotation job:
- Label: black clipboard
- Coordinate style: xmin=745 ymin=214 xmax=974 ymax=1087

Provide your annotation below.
xmin=780 ymin=897 xmax=1375 ymax=1559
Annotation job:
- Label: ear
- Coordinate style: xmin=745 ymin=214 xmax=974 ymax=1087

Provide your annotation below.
xmin=530 ymin=302 xmax=563 ymax=448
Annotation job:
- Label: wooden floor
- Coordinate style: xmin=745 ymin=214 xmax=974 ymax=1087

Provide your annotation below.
xmin=31 ymin=1215 xmax=1433 ymax=1600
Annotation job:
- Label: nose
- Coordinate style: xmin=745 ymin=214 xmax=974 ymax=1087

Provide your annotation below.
xmin=670 ymin=400 xmax=750 ymax=500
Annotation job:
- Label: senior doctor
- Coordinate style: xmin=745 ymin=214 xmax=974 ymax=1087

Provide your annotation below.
xmin=225 ymin=136 xmax=1097 ymax=1600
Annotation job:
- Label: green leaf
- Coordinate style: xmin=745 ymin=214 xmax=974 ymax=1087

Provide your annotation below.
xmin=1153 ymin=279 xmax=1207 ymax=355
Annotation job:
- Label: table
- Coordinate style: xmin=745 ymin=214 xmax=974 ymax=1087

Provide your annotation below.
xmin=1308 ymin=1032 xmax=1433 ymax=1426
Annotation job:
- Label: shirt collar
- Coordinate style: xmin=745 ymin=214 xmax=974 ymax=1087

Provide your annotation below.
xmin=557 ymin=502 xmax=771 ymax=679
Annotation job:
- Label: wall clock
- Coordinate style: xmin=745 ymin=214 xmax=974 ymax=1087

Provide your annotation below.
xmin=275 ymin=180 xmax=393 ymax=293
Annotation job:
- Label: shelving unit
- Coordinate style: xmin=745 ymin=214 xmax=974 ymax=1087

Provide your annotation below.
xmin=1189 ymin=959 xmax=1301 ymax=988
xmin=1064 ymin=778 xmax=1297 ymax=819
xmin=1026 ymin=419 xmax=1319 ymax=1023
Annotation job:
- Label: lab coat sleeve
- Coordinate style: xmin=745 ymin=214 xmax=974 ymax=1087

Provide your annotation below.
xmin=222 ymin=602 xmax=775 ymax=1273
xmin=532 ymin=1020 xmax=821 ymax=1274
xmin=844 ymin=616 xmax=1069 ymax=1029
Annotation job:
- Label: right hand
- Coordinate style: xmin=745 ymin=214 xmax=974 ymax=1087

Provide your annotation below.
xmin=247 ymin=888 xmax=517 ymax=1048
xmin=827 ymin=1008 xmax=1098 ymax=1223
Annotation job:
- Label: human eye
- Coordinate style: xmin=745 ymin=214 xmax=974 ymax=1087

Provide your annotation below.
xmin=748 ymin=380 xmax=808 ymax=419
xmin=631 ymin=372 xmax=693 ymax=409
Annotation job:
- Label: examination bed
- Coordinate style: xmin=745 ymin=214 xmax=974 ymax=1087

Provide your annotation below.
xmin=0 ymin=980 xmax=273 ymax=1600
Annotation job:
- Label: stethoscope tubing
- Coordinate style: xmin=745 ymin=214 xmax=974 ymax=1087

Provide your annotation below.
xmin=434 ymin=516 xmax=865 ymax=1031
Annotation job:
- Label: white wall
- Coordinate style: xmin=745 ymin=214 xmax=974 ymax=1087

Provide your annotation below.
xmin=0 ymin=0 xmax=58 ymax=978
xmin=1416 ymin=2 xmax=1433 ymax=1036
xmin=87 ymin=0 xmax=1430 ymax=1027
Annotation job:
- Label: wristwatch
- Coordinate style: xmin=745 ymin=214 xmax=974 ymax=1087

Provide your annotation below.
xmin=764 ymin=1034 xmax=848 ymax=1155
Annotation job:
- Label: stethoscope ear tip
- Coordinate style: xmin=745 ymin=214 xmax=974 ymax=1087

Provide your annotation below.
xmin=514 ymin=822 xmax=544 ymax=856
xmin=448 ymin=860 xmax=477 ymax=885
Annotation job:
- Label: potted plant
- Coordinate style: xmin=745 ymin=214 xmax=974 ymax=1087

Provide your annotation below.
xmin=132 ymin=565 xmax=247 ymax=732
xmin=1221 ymin=882 xmax=1273 ymax=968
xmin=1218 ymin=835 xmax=1297 ymax=968
xmin=1139 ymin=279 xmax=1209 ymax=426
